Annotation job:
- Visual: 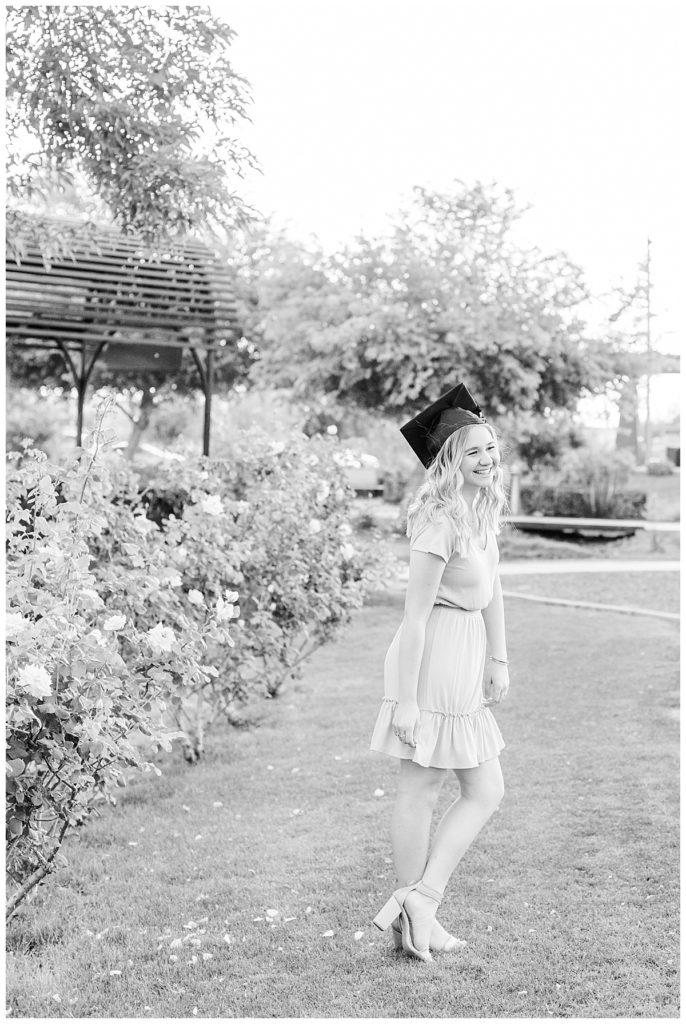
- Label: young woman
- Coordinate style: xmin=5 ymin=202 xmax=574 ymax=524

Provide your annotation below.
xmin=369 ymin=384 xmax=509 ymax=963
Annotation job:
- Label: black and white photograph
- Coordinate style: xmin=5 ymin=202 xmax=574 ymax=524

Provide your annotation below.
xmin=5 ymin=0 xmax=681 ymax=1019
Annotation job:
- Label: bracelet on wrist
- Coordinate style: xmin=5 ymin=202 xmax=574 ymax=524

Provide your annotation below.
xmin=489 ymin=655 xmax=509 ymax=665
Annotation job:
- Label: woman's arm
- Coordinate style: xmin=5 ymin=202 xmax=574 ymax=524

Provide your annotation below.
xmin=481 ymin=573 xmax=510 ymax=704
xmin=392 ymin=549 xmax=445 ymax=745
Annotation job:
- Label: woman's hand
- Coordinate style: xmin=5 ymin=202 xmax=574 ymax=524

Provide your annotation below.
xmin=483 ymin=661 xmax=509 ymax=706
xmin=392 ymin=700 xmax=421 ymax=747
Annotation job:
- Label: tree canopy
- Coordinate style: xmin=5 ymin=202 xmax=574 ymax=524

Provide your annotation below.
xmin=6 ymin=5 xmax=257 ymax=247
xmin=237 ymin=182 xmax=613 ymax=417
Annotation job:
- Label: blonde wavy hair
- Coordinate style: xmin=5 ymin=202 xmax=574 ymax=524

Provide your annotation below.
xmin=406 ymin=423 xmax=508 ymax=556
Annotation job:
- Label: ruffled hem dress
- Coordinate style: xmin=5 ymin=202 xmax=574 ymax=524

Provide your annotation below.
xmin=369 ymin=516 xmax=505 ymax=770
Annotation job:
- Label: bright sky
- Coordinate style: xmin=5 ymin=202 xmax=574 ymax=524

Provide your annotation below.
xmin=214 ymin=0 xmax=683 ymax=356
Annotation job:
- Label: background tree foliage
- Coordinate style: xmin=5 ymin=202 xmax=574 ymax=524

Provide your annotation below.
xmin=6 ymin=4 xmax=257 ymax=247
xmin=6 ymin=5 xmax=259 ymax=454
xmin=239 ymin=182 xmax=614 ymax=416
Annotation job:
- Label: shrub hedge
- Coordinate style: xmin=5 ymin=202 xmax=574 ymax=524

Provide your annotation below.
xmin=520 ymin=484 xmax=647 ymax=519
xmin=5 ymin=429 xmax=384 ymax=916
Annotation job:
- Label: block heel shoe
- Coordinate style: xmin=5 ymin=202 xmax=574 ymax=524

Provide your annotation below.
xmin=373 ymin=880 xmax=444 ymax=963
xmin=391 ymin=917 xmax=465 ymax=953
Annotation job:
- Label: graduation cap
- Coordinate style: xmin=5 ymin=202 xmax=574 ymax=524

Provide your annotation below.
xmin=400 ymin=383 xmax=487 ymax=467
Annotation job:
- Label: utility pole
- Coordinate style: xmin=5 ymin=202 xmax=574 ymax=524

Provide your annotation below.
xmin=644 ymin=237 xmax=652 ymax=463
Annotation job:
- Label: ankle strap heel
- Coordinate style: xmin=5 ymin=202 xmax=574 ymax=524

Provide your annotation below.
xmin=415 ymin=881 xmax=443 ymax=905
xmin=373 ymin=879 xmax=443 ymax=964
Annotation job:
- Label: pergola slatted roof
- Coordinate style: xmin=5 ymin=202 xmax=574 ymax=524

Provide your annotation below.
xmin=6 ymin=218 xmax=239 ymax=455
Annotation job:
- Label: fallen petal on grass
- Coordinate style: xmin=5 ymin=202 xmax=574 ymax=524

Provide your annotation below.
xmin=322 ymin=930 xmax=334 ymax=937
xmin=354 ymin=931 xmax=364 ymax=940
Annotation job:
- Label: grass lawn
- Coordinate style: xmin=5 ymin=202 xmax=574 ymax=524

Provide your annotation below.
xmin=503 ymin=571 xmax=680 ymax=617
xmin=6 ymin=573 xmax=680 ymax=1018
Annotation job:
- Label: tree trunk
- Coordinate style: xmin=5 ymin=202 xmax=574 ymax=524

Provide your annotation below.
xmin=615 ymin=379 xmax=640 ymax=463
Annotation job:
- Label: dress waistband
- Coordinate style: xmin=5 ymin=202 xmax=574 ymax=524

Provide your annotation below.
xmin=433 ymin=602 xmax=481 ymax=615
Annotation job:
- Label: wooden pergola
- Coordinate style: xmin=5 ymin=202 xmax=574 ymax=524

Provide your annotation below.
xmin=6 ymin=220 xmax=238 ymax=455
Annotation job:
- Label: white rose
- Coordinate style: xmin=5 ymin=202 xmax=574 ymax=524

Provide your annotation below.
xmin=309 ymin=519 xmax=323 ymax=534
xmin=5 ymin=612 xmax=28 ymax=641
xmin=316 ymin=482 xmax=330 ymax=504
xmin=223 ymin=589 xmax=239 ymax=603
xmin=339 ymin=543 xmax=356 ymax=560
xmin=200 ymin=494 xmax=223 ymax=516
xmin=79 ymin=589 xmax=105 ymax=610
xmin=269 ymin=442 xmax=286 ymax=455
xmin=103 ymin=614 xmax=127 ymax=631
xmin=17 ymin=663 xmax=52 ymax=698
xmin=163 ymin=571 xmax=182 ymax=588
xmin=36 ymin=543 xmax=65 ymax=566
xmin=147 ymin=623 xmax=176 ymax=653
xmin=339 ymin=523 xmax=353 ymax=537
xmin=188 ymin=589 xmax=205 ymax=606
xmin=215 ymin=597 xmax=235 ymax=622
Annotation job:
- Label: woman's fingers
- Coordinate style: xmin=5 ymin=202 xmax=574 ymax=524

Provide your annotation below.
xmin=393 ymin=714 xmax=420 ymax=746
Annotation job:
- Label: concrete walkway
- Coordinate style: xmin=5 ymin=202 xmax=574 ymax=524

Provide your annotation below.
xmin=499 ymin=558 xmax=680 ymax=575
xmin=393 ymin=559 xmax=679 ymax=583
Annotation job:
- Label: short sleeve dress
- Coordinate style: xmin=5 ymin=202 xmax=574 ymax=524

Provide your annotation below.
xmin=369 ymin=516 xmax=505 ymax=769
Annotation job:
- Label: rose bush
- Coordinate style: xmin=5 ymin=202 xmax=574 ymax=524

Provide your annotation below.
xmin=138 ymin=430 xmax=387 ymax=710
xmin=6 ymin=426 xmax=385 ymax=914
xmin=5 ymin=439 xmax=237 ymax=916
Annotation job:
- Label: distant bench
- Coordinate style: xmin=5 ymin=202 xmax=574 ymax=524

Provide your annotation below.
xmin=505 ymin=515 xmax=681 ymax=537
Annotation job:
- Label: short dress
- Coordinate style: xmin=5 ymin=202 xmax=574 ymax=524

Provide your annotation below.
xmin=369 ymin=516 xmax=505 ymax=769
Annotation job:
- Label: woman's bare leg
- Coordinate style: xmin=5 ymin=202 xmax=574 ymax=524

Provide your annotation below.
xmin=391 ymin=759 xmax=447 ymax=885
xmin=399 ymin=757 xmax=503 ymax=952
xmin=422 ymin=757 xmax=504 ymax=892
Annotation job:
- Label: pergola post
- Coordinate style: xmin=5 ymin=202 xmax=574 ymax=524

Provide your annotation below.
xmin=202 ymin=345 xmax=214 ymax=457
xmin=76 ymin=342 xmax=87 ymax=447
